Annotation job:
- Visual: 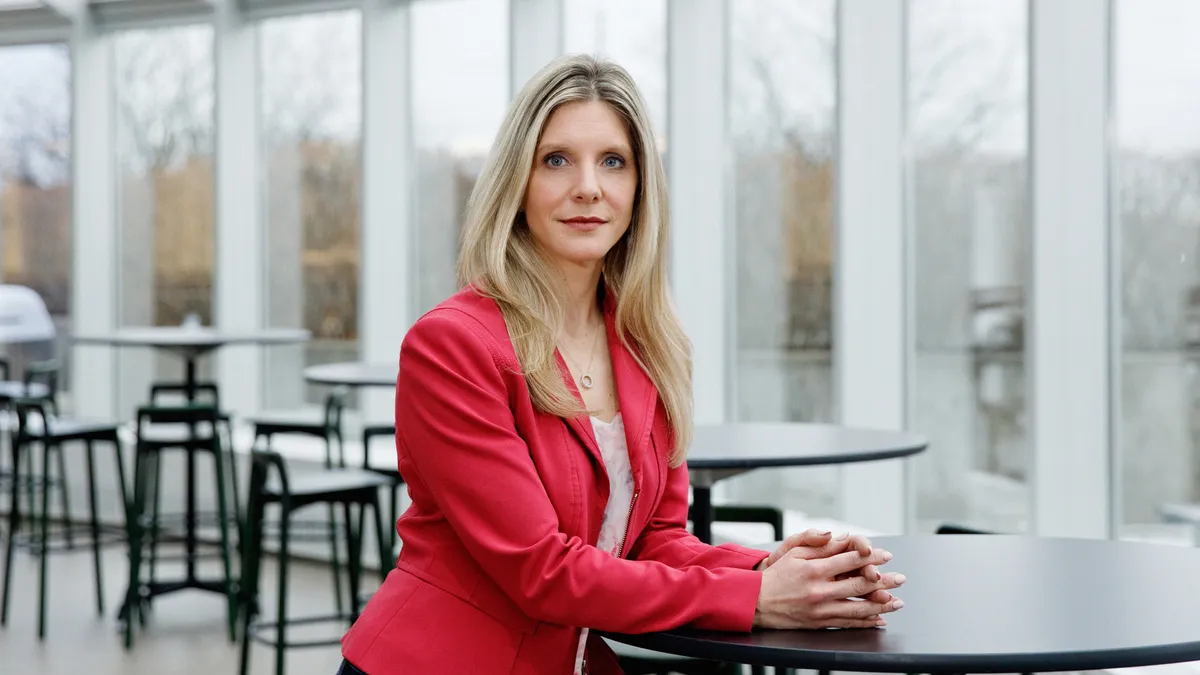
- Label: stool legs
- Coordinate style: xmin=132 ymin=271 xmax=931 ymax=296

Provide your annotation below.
xmin=84 ymin=440 xmax=104 ymax=615
xmin=211 ymin=441 xmax=239 ymax=643
xmin=37 ymin=443 xmax=52 ymax=639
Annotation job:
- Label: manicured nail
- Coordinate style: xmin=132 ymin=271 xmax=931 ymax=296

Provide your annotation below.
xmin=893 ymin=574 xmax=907 ymax=585
xmin=821 ymin=531 xmax=831 ymax=536
xmin=876 ymin=618 xmax=887 ymax=626
xmin=837 ymin=532 xmax=849 ymax=540
xmin=882 ymin=550 xmax=892 ymax=561
xmin=892 ymin=600 xmax=905 ymax=610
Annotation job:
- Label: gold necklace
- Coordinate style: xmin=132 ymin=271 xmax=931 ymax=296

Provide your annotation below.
xmin=559 ymin=320 xmax=603 ymax=389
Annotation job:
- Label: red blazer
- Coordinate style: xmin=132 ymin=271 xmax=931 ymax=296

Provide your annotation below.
xmin=340 ymin=287 xmax=767 ymax=675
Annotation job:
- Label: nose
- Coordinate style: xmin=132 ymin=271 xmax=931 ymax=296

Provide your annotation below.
xmin=572 ymin=165 xmax=602 ymax=202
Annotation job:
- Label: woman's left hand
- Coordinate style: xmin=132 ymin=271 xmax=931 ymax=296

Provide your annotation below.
xmin=756 ymin=530 xmax=876 ymax=573
xmin=756 ymin=530 xmax=894 ymax=603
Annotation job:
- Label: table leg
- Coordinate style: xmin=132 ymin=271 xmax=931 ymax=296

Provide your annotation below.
xmin=693 ymin=486 xmax=714 ymax=544
xmin=184 ymin=355 xmax=198 ymax=584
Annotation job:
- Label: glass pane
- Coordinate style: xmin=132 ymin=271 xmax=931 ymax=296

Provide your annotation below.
xmin=1116 ymin=0 xmax=1200 ymax=545
xmin=0 ymin=44 xmax=72 ymax=403
xmin=728 ymin=0 xmax=838 ymax=516
xmin=412 ymin=0 xmax=509 ymax=316
xmin=909 ymin=0 xmax=1029 ymax=533
xmin=261 ymin=10 xmax=362 ymax=411
xmin=114 ymin=26 xmax=214 ymax=418
xmin=563 ymin=0 xmax=667 ymax=141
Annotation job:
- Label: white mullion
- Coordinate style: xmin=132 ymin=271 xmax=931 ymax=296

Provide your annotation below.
xmin=509 ymin=0 xmax=562 ymax=97
xmin=360 ymin=0 xmax=414 ymax=425
xmin=1029 ymin=0 xmax=1113 ymax=539
xmin=667 ymin=0 xmax=729 ymax=426
xmin=70 ymin=8 xmax=117 ymax=420
xmin=214 ymin=0 xmax=264 ymax=415
xmin=836 ymin=0 xmax=909 ymax=534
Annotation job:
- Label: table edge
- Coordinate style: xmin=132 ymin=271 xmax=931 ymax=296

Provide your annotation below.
xmin=602 ymin=631 xmax=1200 ymax=673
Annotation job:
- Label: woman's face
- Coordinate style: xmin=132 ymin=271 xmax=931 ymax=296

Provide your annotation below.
xmin=522 ymin=100 xmax=638 ymax=272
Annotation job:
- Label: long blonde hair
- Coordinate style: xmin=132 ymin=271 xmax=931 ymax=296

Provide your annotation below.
xmin=457 ymin=54 xmax=692 ymax=466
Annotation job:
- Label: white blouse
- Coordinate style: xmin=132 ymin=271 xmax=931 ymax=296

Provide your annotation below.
xmin=573 ymin=412 xmax=636 ymax=675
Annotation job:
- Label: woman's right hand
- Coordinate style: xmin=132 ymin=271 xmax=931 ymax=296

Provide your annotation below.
xmin=753 ymin=547 xmax=905 ymax=630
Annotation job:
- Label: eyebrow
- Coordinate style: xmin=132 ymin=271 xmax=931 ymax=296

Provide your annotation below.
xmin=535 ymin=141 xmax=634 ymax=157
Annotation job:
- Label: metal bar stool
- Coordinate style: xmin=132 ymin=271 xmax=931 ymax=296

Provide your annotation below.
xmin=0 ymin=395 xmax=129 ymax=639
xmin=122 ymin=403 xmax=239 ymax=649
xmin=237 ymin=444 xmax=392 ymax=675
xmin=244 ymin=387 xmax=351 ymax=615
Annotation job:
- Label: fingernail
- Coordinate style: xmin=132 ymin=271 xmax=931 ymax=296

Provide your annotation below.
xmin=876 ymin=618 xmax=887 ymax=626
xmin=892 ymin=600 xmax=905 ymax=610
xmin=836 ymin=532 xmax=849 ymax=540
xmin=893 ymin=574 xmax=907 ymax=584
xmin=821 ymin=531 xmax=831 ymax=537
xmin=882 ymin=550 xmax=892 ymax=561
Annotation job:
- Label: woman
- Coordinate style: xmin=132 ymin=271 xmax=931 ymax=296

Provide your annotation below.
xmin=338 ymin=54 xmax=905 ymax=675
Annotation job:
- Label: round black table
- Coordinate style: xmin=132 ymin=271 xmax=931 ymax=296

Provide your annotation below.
xmin=74 ymin=327 xmax=311 ymax=396
xmin=685 ymin=424 xmax=928 ymax=543
xmin=302 ymin=362 xmax=397 ymax=388
xmin=606 ymin=535 xmax=1200 ymax=673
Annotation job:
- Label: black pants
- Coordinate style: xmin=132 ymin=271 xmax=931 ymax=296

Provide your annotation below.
xmin=337 ymin=659 xmax=369 ymax=675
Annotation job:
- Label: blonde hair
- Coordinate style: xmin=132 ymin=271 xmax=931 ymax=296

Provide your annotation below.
xmin=457 ymin=54 xmax=692 ymax=466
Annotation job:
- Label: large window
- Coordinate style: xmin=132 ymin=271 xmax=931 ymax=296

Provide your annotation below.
xmin=261 ymin=10 xmax=362 ymax=410
xmin=114 ymin=26 xmax=214 ymax=419
xmin=564 ymin=0 xmax=667 ymax=140
xmin=909 ymin=0 xmax=1029 ymax=533
xmin=412 ymin=0 xmax=509 ymax=316
xmin=728 ymin=0 xmax=837 ymax=515
xmin=1116 ymin=0 xmax=1200 ymax=543
xmin=0 ymin=44 xmax=71 ymax=405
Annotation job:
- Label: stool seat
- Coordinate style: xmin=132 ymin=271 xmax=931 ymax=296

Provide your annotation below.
xmin=0 ymin=381 xmax=50 ymax=400
xmin=246 ymin=409 xmax=325 ymax=429
xmin=18 ymin=417 xmax=120 ymax=441
xmin=265 ymin=468 xmax=393 ymax=499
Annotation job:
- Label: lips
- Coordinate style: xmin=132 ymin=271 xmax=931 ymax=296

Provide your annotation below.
xmin=560 ymin=217 xmax=607 ymax=232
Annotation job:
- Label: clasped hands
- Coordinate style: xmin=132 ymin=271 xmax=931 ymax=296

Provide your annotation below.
xmin=753 ymin=529 xmax=905 ymax=630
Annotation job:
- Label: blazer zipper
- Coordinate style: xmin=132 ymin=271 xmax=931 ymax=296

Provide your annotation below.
xmin=616 ymin=489 xmax=640 ymax=558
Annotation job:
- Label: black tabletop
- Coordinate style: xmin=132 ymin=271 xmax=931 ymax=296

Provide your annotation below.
xmin=303 ymin=362 xmax=397 ymax=387
xmin=606 ymin=535 xmax=1200 ymax=673
xmin=73 ymin=327 xmax=311 ymax=349
xmin=686 ymin=423 xmax=927 ymax=470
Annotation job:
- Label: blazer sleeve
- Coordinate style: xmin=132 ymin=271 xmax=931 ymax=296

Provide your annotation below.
xmin=394 ymin=309 xmax=762 ymax=634
xmin=626 ymin=459 xmax=770 ymax=572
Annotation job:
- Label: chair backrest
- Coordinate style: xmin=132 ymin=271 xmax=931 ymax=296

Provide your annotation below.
xmin=149 ymin=381 xmax=222 ymax=407
xmin=135 ymin=404 xmax=224 ymax=448
xmin=323 ymin=385 xmax=349 ymax=428
xmin=12 ymin=397 xmax=53 ymax=439
xmin=241 ymin=444 xmax=290 ymax=607
xmin=23 ymin=359 xmax=59 ymax=415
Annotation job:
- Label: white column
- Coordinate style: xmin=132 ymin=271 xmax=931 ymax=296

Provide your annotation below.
xmin=510 ymin=0 xmax=562 ymax=96
xmin=360 ymin=0 xmax=413 ymax=424
xmin=836 ymin=0 xmax=908 ymax=534
xmin=70 ymin=7 xmax=117 ymax=420
xmin=668 ymin=0 xmax=731 ymax=425
xmin=1029 ymin=0 xmax=1113 ymax=539
xmin=214 ymin=0 xmax=263 ymax=415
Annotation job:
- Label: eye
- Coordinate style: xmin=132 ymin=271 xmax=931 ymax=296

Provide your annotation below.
xmin=603 ymin=155 xmax=626 ymax=169
xmin=544 ymin=153 xmax=568 ymax=168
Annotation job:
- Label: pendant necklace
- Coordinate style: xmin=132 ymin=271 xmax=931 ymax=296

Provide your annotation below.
xmin=560 ymin=320 xmax=603 ymax=390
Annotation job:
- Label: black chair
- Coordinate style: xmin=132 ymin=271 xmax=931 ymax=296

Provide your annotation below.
xmin=244 ymin=387 xmax=352 ymax=615
xmin=123 ymin=404 xmax=239 ymax=649
xmin=360 ymin=421 xmax=402 ymax=550
xmin=237 ymin=445 xmax=392 ymax=675
xmin=0 ymin=395 xmax=128 ymax=639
